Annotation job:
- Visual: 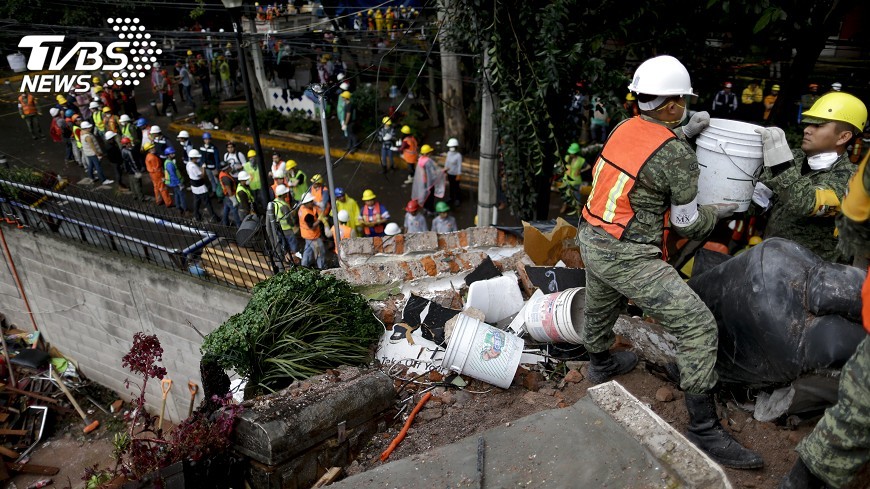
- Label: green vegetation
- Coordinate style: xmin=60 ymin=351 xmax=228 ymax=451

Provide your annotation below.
xmin=197 ymin=105 xmax=319 ymax=136
xmin=201 ymin=267 xmax=382 ymax=394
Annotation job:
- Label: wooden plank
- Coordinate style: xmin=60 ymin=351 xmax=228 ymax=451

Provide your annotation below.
xmin=200 ymin=256 xmax=270 ymax=282
xmin=311 ymin=467 xmax=342 ymax=488
xmin=0 ymin=386 xmax=60 ymax=405
xmin=203 ymin=246 xmax=272 ymax=271
xmin=5 ymin=462 xmax=59 ymax=475
xmin=202 ymin=266 xmax=259 ymax=289
xmin=0 ymin=429 xmax=27 ymax=437
xmin=0 ymin=446 xmax=20 ymax=459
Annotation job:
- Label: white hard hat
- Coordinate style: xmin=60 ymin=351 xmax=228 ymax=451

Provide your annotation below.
xmin=237 ymin=170 xmax=251 ymax=181
xmin=80 ymin=121 xmax=93 ymax=129
xmin=178 ymin=130 xmax=190 ymax=138
xmin=273 ymin=170 xmax=285 ymax=179
xmin=49 ymin=108 xmax=60 ymax=116
xmin=382 ymin=132 xmax=392 ymax=142
xmin=119 ymin=114 xmax=131 ymax=123
xmin=275 ymin=184 xmax=290 ymax=196
xmin=446 ymin=138 xmax=459 ymax=147
xmin=104 ymin=131 xmax=117 ymax=140
xmin=188 ymin=149 xmax=202 ymax=158
xmin=340 ymin=82 xmax=349 ymax=91
xmin=89 ymin=101 xmax=99 ymax=109
xmin=300 ymin=192 xmax=315 ymax=204
xmin=154 ymin=61 xmax=160 ymax=67
xmin=150 ymin=125 xmax=162 ymax=134
xmin=337 ymin=73 xmax=346 ymax=81
xmin=337 ymin=209 xmax=349 ymax=222
xmin=831 ymin=82 xmax=842 ymax=91
xmin=627 ymin=55 xmax=696 ymax=104
xmin=384 ymin=222 xmax=401 ymax=236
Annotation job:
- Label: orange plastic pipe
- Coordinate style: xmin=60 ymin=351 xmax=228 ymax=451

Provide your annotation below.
xmin=380 ymin=392 xmax=432 ymax=461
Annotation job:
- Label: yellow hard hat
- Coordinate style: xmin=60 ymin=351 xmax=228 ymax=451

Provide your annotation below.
xmin=247 ymin=149 xmax=256 ymax=158
xmin=362 ymin=189 xmax=376 ymax=201
xmin=143 ymin=142 xmax=155 ymax=151
xmin=420 ymin=144 xmax=433 ymax=154
xmin=626 ymin=93 xmax=636 ymax=101
xmin=286 ymin=159 xmax=297 ymax=170
xmin=382 ymin=116 xmax=392 ymax=125
xmin=802 ymin=92 xmax=868 ymax=132
xmin=102 ymin=106 xmax=111 ymax=113
xmin=187 ymin=50 xmax=193 ymax=56
xmin=748 ymin=236 xmax=763 ymax=246
xmin=94 ymin=85 xmax=103 ymax=93
xmin=92 ymin=76 xmax=100 ymax=83
xmin=340 ymin=91 xmax=352 ymax=99
xmin=401 ymin=125 xmax=411 ymax=135
xmin=310 ymin=174 xmax=323 ymax=184
xmin=771 ymin=84 xmax=781 ymax=91
xmin=56 ymin=95 xmax=68 ymax=104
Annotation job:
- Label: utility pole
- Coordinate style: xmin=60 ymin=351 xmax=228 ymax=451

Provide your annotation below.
xmin=312 ymin=85 xmax=342 ymax=253
xmin=477 ymin=50 xmax=497 ymax=227
xmin=438 ymin=0 xmax=467 ymax=145
xmin=427 ymin=58 xmax=440 ymax=128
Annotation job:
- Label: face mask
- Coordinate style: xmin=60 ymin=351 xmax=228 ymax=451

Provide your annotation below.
xmin=448 ymin=147 xmax=455 ymax=152
xmin=807 ymin=152 xmax=838 ymax=171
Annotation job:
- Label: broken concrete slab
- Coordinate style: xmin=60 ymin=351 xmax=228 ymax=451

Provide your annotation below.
xmin=464 ymin=273 xmax=524 ymax=323
xmin=613 ymin=314 xmax=678 ymax=367
xmin=333 ymin=380 xmax=732 ymax=489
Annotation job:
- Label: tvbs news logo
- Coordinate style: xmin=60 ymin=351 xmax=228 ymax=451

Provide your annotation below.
xmin=17 ymin=17 xmax=160 ymax=93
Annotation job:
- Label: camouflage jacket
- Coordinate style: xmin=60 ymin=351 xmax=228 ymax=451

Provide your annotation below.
xmin=611 ymin=115 xmax=718 ymax=246
xmin=760 ymin=150 xmax=854 ymax=262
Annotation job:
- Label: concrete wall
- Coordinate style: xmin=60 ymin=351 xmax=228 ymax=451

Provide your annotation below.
xmin=0 ymin=227 xmax=249 ymax=423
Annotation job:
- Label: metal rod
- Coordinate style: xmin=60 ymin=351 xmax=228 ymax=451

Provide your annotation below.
xmin=316 ymin=91 xmax=342 ymax=253
xmin=0 ymin=224 xmax=38 ymax=339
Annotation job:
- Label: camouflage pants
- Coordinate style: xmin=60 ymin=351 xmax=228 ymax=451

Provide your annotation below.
xmin=797 ymin=335 xmax=870 ymax=488
xmin=577 ymin=223 xmax=718 ymax=394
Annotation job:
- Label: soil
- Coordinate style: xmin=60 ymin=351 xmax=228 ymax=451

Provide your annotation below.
xmin=347 ymin=361 xmax=816 ymax=489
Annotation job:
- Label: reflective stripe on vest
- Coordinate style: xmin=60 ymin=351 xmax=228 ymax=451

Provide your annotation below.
xmin=582 ymin=117 xmax=675 ymax=240
xmin=361 ymin=202 xmax=385 ymax=236
xmin=299 ymin=205 xmax=321 ymax=240
xmin=18 ymin=94 xmax=37 ymax=115
xmin=402 ymin=137 xmax=418 ymax=163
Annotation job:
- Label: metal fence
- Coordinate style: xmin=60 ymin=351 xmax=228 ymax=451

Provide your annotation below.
xmin=0 ymin=165 xmax=278 ymax=291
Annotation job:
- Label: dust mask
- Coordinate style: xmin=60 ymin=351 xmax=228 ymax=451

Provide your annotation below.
xmin=448 ymin=147 xmax=455 ymax=152
xmin=807 ymin=152 xmax=838 ymax=171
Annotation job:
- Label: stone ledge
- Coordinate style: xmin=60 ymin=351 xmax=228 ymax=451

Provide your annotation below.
xmin=326 ymin=250 xmax=490 ymax=286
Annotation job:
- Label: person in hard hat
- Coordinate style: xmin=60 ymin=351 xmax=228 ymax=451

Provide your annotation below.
xmin=308 ymin=174 xmax=330 ymax=215
xmin=103 ymin=106 xmax=119 ymax=136
xmin=242 ymin=150 xmax=263 ymax=209
xmin=378 ymin=116 xmax=397 ymax=173
xmin=763 ymin=84 xmax=780 ymax=122
xmin=69 ymin=114 xmax=84 ymax=168
xmin=57 ymin=109 xmax=75 ymax=163
xmin=799 ymin=83 xmax=821 ymax=123
xmin=176 ymin=130 xmax=193 ymax=163
xmin=403 ymin=199 xmax=427 ymax=233
xmin=48 ymin=107 xmax=64 ymax=145
xmin=144 ymin=143 xmax=172 ymax=206
xmin=740 ymin=80 xmax=764 ymax=122
xmin=186 ymin=149 xmax=218 ymax=222
xmin=411 ymin=144 xmax=446 ymax=213
xmin=163 ymin=147 xmax=187 ymax=214
xmin=399 ymin=125 xmax=419 ymax=185
xmin=149 ymin=125 xmax=168 ymax=161
xmin=333 ymin=187 xmax=361 ymax=235
xmin=622 ymin=93 xmax=639 ymax=118
xmin=431 ymin=201 xmax=457 ymax=233
xmin=272 ymin=184 xmax=300 ymax=256
xmin=339 ymin=91 xmax=358 ymax=152
xmin=335 ymin=210 xmax=355 ymax=239
xmin=218 ymin=159 xmax=242 ymax=227
xmin=174 ymin=60 xmax=196 ymax=110
xmin=199 ymin=132 xmax=222 ymax=198
xmin=103 ymin=131 xmax=126 ymax=190
xmin=444 ymin=138 xmax=462 ymax=206
xmin=298 ymin=192 xmax=326 ymax=269
xmin=17 ymin=88 xmax=44 ymax=140
xmin=755 ymin=91 xmax=868 ymax=263
xmin=286 ymin=160 xmax=307 ymax=202
xmin=711 ymin=81 xmax=738 ymax=119
xmin=579 ymin=55 xmax=756 ymax=469
xmin=359 ymin=189 xmax=390 ymax=237
xmin=271 ymin=169 xmax=287 ymax=199
xmin=156 ymin=69 xmax=178 ymax=116
xmin=120 ymin=137 xmax=145 ymax=201
xmin=80 ymin=121 xmax=113 ymax=185
xmin=90 ymin=101 xmax=106 ymax=137
xmin=831 ymin=82 xmax=843 ymax=92
xmin=779 ymin=152 xmax=870 ymax=488
xmin=560 ymin=142 xmax=589 ymax=214
xmin=218 ymin=55 xmax=232 ymax=99
xmin=236 ymin=171 xmax=259 ymax=217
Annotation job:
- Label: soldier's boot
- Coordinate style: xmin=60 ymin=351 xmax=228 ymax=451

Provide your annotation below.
xmin=778 ymin=458 xmax=828 ymax=489
xmin=685 ymin=393 xmax=764 ymax=469
xmin=587 ymin=350 xmax=638 ymax=384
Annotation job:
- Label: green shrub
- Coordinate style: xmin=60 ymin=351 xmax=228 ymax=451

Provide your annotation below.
xmin=201 ymin=267 xmax=382 ymax=393
xmin=283 ymin=109 xmax=319 ymax=135
xmin=195 ymin=102 xmax=223 ymax=125
xmin=224 ymin=107 xmax=250 ymax=132
xmin=353 ymin=85 xmax=378 ymax=137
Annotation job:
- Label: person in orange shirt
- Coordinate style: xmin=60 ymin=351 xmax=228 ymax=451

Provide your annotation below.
xmin=763 ymin=84 xmax=780 ymax=122
xmin=144 ymin=143 xmax=172 ymax=206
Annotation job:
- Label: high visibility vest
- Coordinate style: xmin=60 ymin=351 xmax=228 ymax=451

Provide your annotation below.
xmin=219 ymin=170 xmax=236 ymax=196
xmin=361 ymin=202 xmax=386 ymax=236
xmin=18 ymin=94 xmax=37 ymax=116
xmin=402 ymin=136 xmax=418 ymax=164
xmin=582 ymin=117 xmax=676 ymax=241
xmin=243 ymin=161 xmax=261 ymax=190
xmin=237 ymin=184 xmax=254 ymax=209
xmin=163 ymin=160 xmax=183 ymax=187
xmin=311 ymin=185 xmax=324 ymax=205
xmin=339 ymin=224 xmax=352 ymax=239
xmin=299 ymin=205 xmax=321 ymax=240
xmin=73 ymin=126 xmax=82 ymax=148
xmin=93 ymin=111 xmax=105 ymax=131
xmin=273 ymin=198 xmax=294 ymax=231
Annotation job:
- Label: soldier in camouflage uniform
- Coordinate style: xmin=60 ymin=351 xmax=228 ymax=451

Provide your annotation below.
xmin=780 ymin=96 xmax=869 ymax=489
xmin=757 ymin=92 xmax=867 ymax=263
xmin=578 ymin=55 xmax=762 ymax=469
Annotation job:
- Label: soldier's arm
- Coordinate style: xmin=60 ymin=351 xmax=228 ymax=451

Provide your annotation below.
xmin=666 ymin=141 xmax=718 ymax=240
xmin=762 ymin=153 xmax=851 ymax=218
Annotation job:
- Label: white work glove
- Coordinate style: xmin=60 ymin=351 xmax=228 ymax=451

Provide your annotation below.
xmin=134 ymin=172 xmax=142 ymax=179
xmin=752 ymin=182 xmax=774 ymax=210
xmin=754 ymin=127 xmax=793 ymax=167
xmin=682 ymin=111 xmax=710 ymax=138
xmin=712 ymin=203 xmax=739 ymax=219
xmin=341 ymin=124 xmax=347 ymax=131
xmin=289 ymin=178 xmax=298 ymax=186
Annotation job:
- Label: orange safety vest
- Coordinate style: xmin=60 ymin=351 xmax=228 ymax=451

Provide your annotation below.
xmin=582 ymin=116 xmax=676 ymax=245
xmin=339 ymin=224 xmax=352 ymax=239
xmin=18 ymin=94 xmax=37 ymax=116
xmin=402 ymin=136 xmax=418 ymax=164
xmin=311 ymin=184 xmax=324 ymax=205
xmin=299 ymin=205 xmax=321 ymax=240
xmin=361 ymin=202 xmax=386 ymax=236
xmin=219 ymin=170 xmax=236 ymax=197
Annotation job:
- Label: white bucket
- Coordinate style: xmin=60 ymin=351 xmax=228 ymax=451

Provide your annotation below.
xmin=523 ymin=287 xmax=585 ymax=344
xmin=6 ymin=53 xmax=27 ymax=73
xmin=441 ymin=314 xmax=524 ymax=389
xmin=465 ymin=274 xmax=524 ymax=323
xmin=695 ymin=118 xmax=764 ymax=212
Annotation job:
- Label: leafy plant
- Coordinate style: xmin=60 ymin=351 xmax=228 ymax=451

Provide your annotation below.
xmin=283 ymin=109 xmax=319 ymax=134
xmin=195 ymin=101 xmax=223 ymax=125
xmin=352 ymin=85 xmax=379 ymax=137
xmin=201 ymin=267 xmax=382 ymax=393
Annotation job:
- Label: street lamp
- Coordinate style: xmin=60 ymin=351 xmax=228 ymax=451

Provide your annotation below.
xmin=220 ymin=0 xmax=269 ymax=210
